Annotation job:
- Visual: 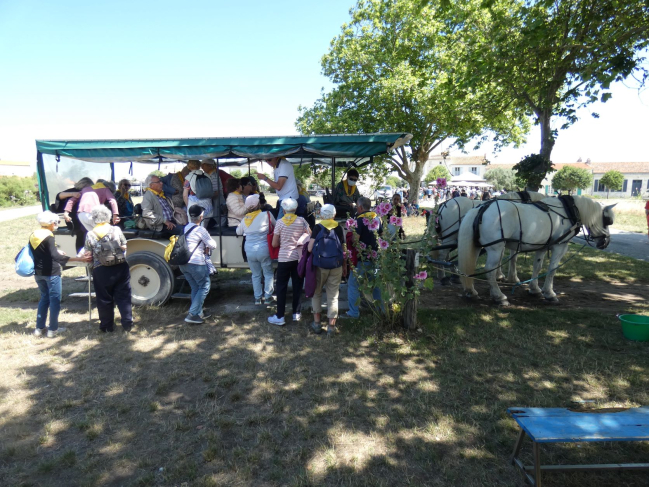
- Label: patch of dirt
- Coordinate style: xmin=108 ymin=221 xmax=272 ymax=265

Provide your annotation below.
xmin=420 ymin=277 xmax=649 ymax=314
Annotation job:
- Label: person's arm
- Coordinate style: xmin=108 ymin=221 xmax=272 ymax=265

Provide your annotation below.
xmin=199 ymin=227 xmax=217 ymax=250
xmin=58 ymin=191 xmax=79 ymax=200
xmin=272 ymin=222 xmax=281 ymax=248
xmin=236 ymin=220 xmax=245 ymax=236
xmin=307 ymin=225 xmax=321 ymax=252
xmin=183 ymin=184 xmax=190 ymax=207
xmin=259 ymin=175 xmax=287 ymax=192
xmin=63 ymin=191 xmax=82 ymax=220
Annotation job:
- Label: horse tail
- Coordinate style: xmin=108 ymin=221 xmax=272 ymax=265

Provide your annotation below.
xmin=458 ymin=208 xmax=479 ymax=293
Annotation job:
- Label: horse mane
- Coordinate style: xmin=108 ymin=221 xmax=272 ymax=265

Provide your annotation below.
xmin=571 ymin=195 xmax=603 ymax=229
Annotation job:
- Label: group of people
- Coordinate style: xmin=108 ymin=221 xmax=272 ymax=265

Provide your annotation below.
xmin=30 ymin=158 xmax=389 ymax=337
xmin=30 ymin=205 xmax=133 ymax=337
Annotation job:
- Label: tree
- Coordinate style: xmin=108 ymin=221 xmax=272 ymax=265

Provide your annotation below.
xmin=385 ymin=175 xmax=402 ymax=188
xmin=230 ymin=169 xmax=244 ymax=179
xmin=513 ymin=153 xmax=555 ymax=190
xmin=424 ymin=165 xmax=452 ymax=185
xmin=459 ymin=0 xmax=649 ymax=178
xmin=552 ymin=166 xmax=593 ymax=194
xmin=599 ymin=169 xmax=624 ymax=198
xmin=296 ymin=0 xmax=527 ymax=204
xmin=484 ymin=167 xmax=521 ymax=191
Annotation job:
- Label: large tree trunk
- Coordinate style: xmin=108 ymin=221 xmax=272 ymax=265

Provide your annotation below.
xmin=404 ymin=157 xmax=425 ymax=205
xmin=539 ymin=111 xmax=555 ymax=162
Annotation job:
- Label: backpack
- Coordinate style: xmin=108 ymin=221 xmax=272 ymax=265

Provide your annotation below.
xmin=189 ymin=172 xmax=214 ymax=199
xmin=312 ymin=224 xmax=343 ymax=269
xmin=91 ymin=227 xmax=126 ymax=267
xmin=15 ymin=244 xmax=35 ymax=277
xmin=165 ymin=226 xmax=200 ymax=265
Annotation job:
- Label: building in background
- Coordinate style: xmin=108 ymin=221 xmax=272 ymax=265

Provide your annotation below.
xmin=424 ymin=154 xmax=488 ymax=179
xmin=0 ymin=160 xmax=33 ymax=177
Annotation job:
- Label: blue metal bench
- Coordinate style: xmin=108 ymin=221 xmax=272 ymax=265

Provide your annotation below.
xmin=508 ymin=406 xmax=649 ymax=486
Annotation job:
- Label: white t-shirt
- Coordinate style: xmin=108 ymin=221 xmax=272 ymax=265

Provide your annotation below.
xmin=274 ymin=160 xmax=299 ymax=201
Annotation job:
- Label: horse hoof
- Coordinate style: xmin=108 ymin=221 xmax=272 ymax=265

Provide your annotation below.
xmin=494 ymin=299 xmax=510 ymax=307
xmin=463 ymin=292 xmax=476 ymax=299
xmin=544 ymin=297 xmax=560 ymax=304
xmin=528 ymin=290 xmax=543 ymax=297
xmin=440 ymin=277 xmax=451 ymax=286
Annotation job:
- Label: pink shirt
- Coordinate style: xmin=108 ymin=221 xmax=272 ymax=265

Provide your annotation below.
xmin=65 ymin=186 xmax=118 ymax=215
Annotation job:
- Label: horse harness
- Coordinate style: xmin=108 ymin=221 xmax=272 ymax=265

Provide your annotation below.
xmin=434 ymin=191 xmax=535 ymax=241
xmin=472 ymin=195 xmax=582 ymax=250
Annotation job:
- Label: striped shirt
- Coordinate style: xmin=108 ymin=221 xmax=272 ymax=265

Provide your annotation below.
xmin=275 ymin=216 xmax=309 ymax=262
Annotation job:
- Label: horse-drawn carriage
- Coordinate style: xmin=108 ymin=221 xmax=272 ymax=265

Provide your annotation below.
xmin=35 ymin=133 xmax=412 ymax=306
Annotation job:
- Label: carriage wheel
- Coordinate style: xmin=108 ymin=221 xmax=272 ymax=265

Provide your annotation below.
xmin=127 ymin=251 xmax=175 ymax=306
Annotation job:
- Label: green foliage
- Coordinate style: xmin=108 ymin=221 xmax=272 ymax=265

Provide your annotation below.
xmin=599 ymin=170 xmax=624 ymax=192
xmin=484 ymin=167 xmax=521 ymax=191
xmin=0 ymin=175 xmax=38 ymax=207
xmin=385 ymin=176 xmax=403 ymax=188
xmin=552 ymin=166 xmax=594 ymax=194
xmin=513 ymin=154 xmax=555 ymax=190
xmin=230 ymin=169 xmax=244 ymax=179
xmin=424 ymin=166 xmax=452 ymax=185
xmin=351 ymin=204 xmax=421 ymax=329
xmin=296 ymin=0 xmax=527 ymax=204
xmin=457 ymin=0 xmax=649 ymax=169
xmin=150 ymin=170 xmax=165 ymax=177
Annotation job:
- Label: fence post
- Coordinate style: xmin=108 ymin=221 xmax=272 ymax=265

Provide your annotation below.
xmin=403 ymin=248 xmax=418 ymax=330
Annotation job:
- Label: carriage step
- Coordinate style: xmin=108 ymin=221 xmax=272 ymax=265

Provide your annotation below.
xmin=171 ymin=293 xmax=191 ymax=300
xmin=69 ymin=292 xmax=96 ymax=298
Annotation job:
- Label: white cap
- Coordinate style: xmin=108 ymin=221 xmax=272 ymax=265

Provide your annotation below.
xmin=281 ymin=198 xmax=298 ymax=212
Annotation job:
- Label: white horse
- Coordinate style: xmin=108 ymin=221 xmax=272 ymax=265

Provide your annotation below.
xmin=431 ymin=192 xmax=546 ymax=285
xmin=458 ymin=195 xmax=615 ymax=305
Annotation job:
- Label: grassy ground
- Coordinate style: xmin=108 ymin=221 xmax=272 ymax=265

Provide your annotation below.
xmin=1 ymin=214 xmax=648 ymax=486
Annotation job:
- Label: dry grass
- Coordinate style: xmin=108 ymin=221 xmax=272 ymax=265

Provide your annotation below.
xmin=1 ymin=215 xmax=648 ymax=486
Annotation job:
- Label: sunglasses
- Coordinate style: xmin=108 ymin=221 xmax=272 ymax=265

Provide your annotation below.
xmin=348 ymin=178 xmax=358 ymax=182
xmin=123 ymin=184 xmax=132 ymax=188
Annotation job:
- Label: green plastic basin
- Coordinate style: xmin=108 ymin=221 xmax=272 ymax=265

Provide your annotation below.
xmin=618 ymin=314 xmax=649 ymax=342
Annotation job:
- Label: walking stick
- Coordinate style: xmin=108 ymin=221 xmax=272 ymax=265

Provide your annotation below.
xmin=87 ymin=265 xmax=92 ymax=324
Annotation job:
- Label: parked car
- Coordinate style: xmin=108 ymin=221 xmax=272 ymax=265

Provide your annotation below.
xmin=374 ymin=185 xmax=394 ymax=200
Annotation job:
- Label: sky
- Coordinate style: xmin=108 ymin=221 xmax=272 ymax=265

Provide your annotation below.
xmin=1 ymin=0 xmax=648 ymax=167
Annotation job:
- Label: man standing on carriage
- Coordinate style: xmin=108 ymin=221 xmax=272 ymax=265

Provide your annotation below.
xmin=333 ymin=168 xmax=362 ymax=217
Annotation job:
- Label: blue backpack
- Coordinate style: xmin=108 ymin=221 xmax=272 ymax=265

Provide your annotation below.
xmin=313 ymin=224 xmax=343 ymax=269
xmin=15 ymin=244 xmax=35 ymax=277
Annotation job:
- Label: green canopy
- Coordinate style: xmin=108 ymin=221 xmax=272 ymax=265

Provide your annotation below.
xmin=36 ymin=133 xmax=412 ymax=164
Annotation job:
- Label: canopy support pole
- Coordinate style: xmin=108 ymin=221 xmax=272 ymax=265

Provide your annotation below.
xmin=331 ymin=158 xmax=336 ymax=196
xmin=36 ymin=151 xmax=48 ymax=210
xmin=216 ymin=158 xmax=223 ymax=267
xmin=248 ymin=159 xmax=251 ymax=176
xmin=110 ymin=163 xmax=115 ymax=183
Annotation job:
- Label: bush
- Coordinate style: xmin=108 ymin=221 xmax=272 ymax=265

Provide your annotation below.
xmin=0 ymin=175 xmax=38 ymax=207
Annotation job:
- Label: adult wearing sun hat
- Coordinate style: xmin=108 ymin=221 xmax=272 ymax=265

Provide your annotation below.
xmin=308 ymin=204 xmax=347 ymax=336
xmin=236 ymin=194 xmax=276 ymax=305
xmin=30 ymin=211 xmax=90 ymax=337
xmin=267 ymin=198 xmax=311 ymax=326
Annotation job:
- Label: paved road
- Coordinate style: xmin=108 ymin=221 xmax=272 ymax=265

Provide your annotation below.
xmin=575 ymin=228 xmax=649 ymax=262
xmin=0 ymin=204 xmax=42 ymax=223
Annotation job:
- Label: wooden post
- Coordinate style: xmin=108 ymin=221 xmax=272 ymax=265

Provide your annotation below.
xmin=403 ymin=248 xmax=418 ymax=330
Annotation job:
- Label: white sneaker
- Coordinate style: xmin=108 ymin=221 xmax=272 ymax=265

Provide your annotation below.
xmin=34 ymin=328 xmax=45 ymax=337
xmin=292 ymin=313 xmax=301 ymax=322
xmin=267 ymin=315 xmax=285 ymax=326
xmin=47 ymin=327 xmax=66 ymax=338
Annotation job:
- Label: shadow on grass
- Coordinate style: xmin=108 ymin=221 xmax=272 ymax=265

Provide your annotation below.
xmin=0 ymin=288 xmax=648 ymax=485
